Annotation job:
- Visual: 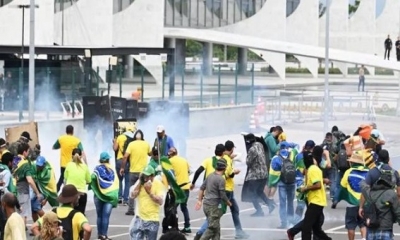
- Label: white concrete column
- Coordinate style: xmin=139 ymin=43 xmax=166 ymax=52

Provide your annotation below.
xmin=126 ymin=55 xmax=134 ymax=78
xmin=238 ymin=48 xmax=248 ymax=75
xmin=202 ymin=42 xmax=213 ymax=76
xmin=175 ymin=39 xmax=186 ymax=74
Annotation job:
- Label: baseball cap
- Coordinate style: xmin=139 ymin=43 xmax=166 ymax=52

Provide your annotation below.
xmin=371 ymin=129 xmax=380 ymax=139
xmin=99 ymin=152 xmax=111 ymax=162
xmin=35 ymin=156 xmax=46 ymax=167
xmin=216 ymin=159 xmax=227 ymax=169
xmin=305 ymin=140 xmax=316 ymax=149
xmin=225 ymin=140 xmax=235 ymax=151
xmin=21 ymin=131 xmax=32 ymax=141
xmin=142 ymin=166 xmax=155 ymax=176
xmin=43 ymin=211 xmax=60 ymax=225
xmin=280 ymin=141 xmax=290 ymax=149
xmin=156 ymin=125 xmax=165 ymax=133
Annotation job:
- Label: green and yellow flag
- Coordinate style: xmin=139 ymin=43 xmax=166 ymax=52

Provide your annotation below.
xmin=0 ymin=164 xmax=17 ymax=195
xmin=32 ymin=162 xmax=58 ymax=207
xmin=90 ymin=163 xmax=119 ymax=208
xmin=338 ymin=166 xmax=369 ymax=206
xmin=159 ymin=156 xmax=187 ymax=204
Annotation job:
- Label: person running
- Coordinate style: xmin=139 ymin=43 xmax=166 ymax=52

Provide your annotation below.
xmin=121 ymin=129 xmax=151 ymax=216
xmin=64 ymin=148 xmax=91 ymax=215
xmin=114 ymin=125 xmax=135 ymax=205
xmin=31 ymin=184 xmax=92 ymax=240
xmin=154 ymin=125 xmax=175 ymax=157
xmin=2 ymin=192 xmax=25 ymax=240
xmin=336 ymin=152 xmax=368 ymax=240
xmin=195 ymin=159 xmax=232 ymax=240
xmin=53 ymin=125 xmax=85 ymax=192
xmin=31 ymin=156 xmax=58 ymax=223
xmin=129 ymin=166 xmax=165 ymax=240
xmin=168 ymin=147 xmax=192 ymax=234
xmin=32 ymin=211 xmax=63 ymax=240
xmin=91 ymin=152 xmax=119 ymax=240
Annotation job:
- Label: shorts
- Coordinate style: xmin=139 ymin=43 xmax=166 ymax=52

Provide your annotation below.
xmin=345 ymin=206 xmax=365 ymax=230
xmin=17 ymin=193 xmax=31 ymax=218
xmin=31 ymin=196 xmax=43 ymax=212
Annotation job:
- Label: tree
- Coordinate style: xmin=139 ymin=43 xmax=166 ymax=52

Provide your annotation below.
xmin=185 ymin=40 xmax=202 ymax=58
xmin=349 ymin=0 xmax=361 ymax=17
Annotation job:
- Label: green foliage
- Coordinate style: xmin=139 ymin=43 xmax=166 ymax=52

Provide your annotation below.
xmin=349 ymin=0 xmax=360 ymax=16
xmin=185 ymin=40 xmax=202 ymax=57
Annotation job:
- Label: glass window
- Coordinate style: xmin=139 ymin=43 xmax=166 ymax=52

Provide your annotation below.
xmin=286 ymin=0 xmax=300 ymax=17
xmin=113 ymin=0 xmax=135 ymax=14
xmin=0 ymin=0 xmax=13 ymax=8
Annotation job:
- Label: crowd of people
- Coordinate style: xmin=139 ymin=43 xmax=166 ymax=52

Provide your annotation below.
xmin=0 ymin=121 xmax=397 ymax=240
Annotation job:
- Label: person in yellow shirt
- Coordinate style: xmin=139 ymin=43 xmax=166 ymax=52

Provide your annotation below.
xmin=31 ymin=184 xmax=92 ymax=240
xmin=120 ymin=129 xmax=151 ymax=216
xmin=167 ymin=147 xmax=192 ymax=233
xmin=298 ymin=152 xmax=331 ymax=240
xmin=64 ymin=148 xmax=91 ymax=215
xmin=53 ymin=125 xmax=85 ymax=192
xmin=2 ymin=192 xmax=26 ymax=240
xmin=113 ymin=125 xmax=135 ymax=205
xmin=0 ymin=138 xmax=9 ymax=161
xmin=130 ymin=166 xmax=164 ymax=240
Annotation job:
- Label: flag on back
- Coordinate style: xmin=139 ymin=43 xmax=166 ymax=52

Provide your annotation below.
xmin=32 ymin=161 xmax=58 ymax=207
xmin=90 ymin=163 xmax=119 ymax=207
xmin=338 ymin=166 xmax=369 ymax=206
xmin=160 ymin=156 xmax=187 ymax=204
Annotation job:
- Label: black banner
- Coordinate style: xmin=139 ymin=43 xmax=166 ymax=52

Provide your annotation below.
xmin=110 ymin=97 xmax=127 ymax=121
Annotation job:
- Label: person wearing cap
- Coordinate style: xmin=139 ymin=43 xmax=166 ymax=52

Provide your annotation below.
xmin=130 ymin=166 xmax=165 ymax=240
xmin=12 ymin=142 xmax=43 ymax=227
xmin=53 ymin=125 xmax=85 ymax=192
xmin=335 ymin=151 xmax=368 ymax=240
xmin=31 ymin=156 xmax=58 ymax=223
xmin=154 ymin=125 xmax=175 ymax=157
xmin=90 ymin=152 xmax=119 ymax=240
xmin=168 ymin=147 xmax=192 ymax=234
xmin=2 ymin=192 xmax=25 ymax=240
xmin=121 ymin=129 xmax=151 ymax=216
xmin=8 ymin=131 xmax=40 ymax=161
xmin=31 ymin=184 xmax=92 ymax=240
xmin=64 ymin=148 xmax=91 ymax=215
xmin=370 ymin=122 xmax=385 ymax=145
xmin=268 ymin=141 xmax=299 ymax=228
xmin=113 ymin=125 xmax=135 ymax=206
xmin=195 ymin=159 xmax=232 ymax=240
xmin=32 ymin=211 xmax=63 ymax=240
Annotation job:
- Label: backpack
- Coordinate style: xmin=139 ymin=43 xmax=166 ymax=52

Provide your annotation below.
xmin=122 ymin=136 xmax=134 ymax=154
xmin=375 ymin=164 xmax=396 ymax=188
xmin=337 ymin=149 xmax=350 ymax=171
xmin=363 ymin=190 xmax=387 ymax=229
xmin=52 ymin=208 xmax=79 ymax=240
xmin=280 ymin=154 xmax=296 ymax=184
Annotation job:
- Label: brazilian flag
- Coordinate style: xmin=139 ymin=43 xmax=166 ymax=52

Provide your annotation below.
xmin=159 ymin=156 xmax=187 ymax=204
xmin=338 ymin=166 xmax=369 ymax=205
xmin=32 ymin=162 xmax=58 ymax=207
xmin=90 ymin=163 xmax=119 ymax=208
xmin=0 ymin=164 xmax=16 ymax=195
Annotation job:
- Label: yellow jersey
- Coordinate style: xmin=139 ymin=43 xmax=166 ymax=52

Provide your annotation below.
xmin=170 ymin=155 xmax=191 ymax=190
xmin=116 ymin=134 xmax=127 ymax=160
xmin=126 ymin=140 xmax=151 ymax=173
xmin=53 ymin=135 xmax=83 ymax=168
xmin=305 ymin=165 xmax=327 ymax=207
xmin=223 ymin=154 xmax=235 ymax=192
xmin=137 ymin=179 xmax=165 ymax=221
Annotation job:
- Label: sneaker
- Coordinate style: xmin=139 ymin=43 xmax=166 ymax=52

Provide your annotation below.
xmin=193 ymin=233 xmax=202 ymax=240
xmin=287 ymin=230 xmax=294 ymax=240
xmin=331 ymin=201 xmax=337 ymax=209
xmin=181 ymin=228 xmax=192 ymax=234
xmin=125 ymin=211 xmax=135 ymax=216
xmin=250 ymin=211 xmax=264 ymax=217
xmin=235 ymin=231 xmax=250 ymax=239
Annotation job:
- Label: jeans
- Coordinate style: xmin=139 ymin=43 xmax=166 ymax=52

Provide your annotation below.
xmin=366 ymin=229 xmax=393 ymax=240
xmin=358 ymin=77 xmax=365 ymax=92
xmin=302 ymin=203 xmax=331 ymax=240
xmin=326 ymin=168 xmax=338 ymax=198
xmin=179 ymin=190 xmax=191 ymax=228
xmin=197 ymin=191 xmax=243 ymax=235
xmin=248 ymin=179 xmax=270 ymax=213
xmin=278 ymin=182 xmax=295 ymax=227
xmin=57 ymin=167 xmax=65 ymax=192
xmin=333 ymin=170 xmax=345 ymax=203
xmin=94 ymin=196 xmax=113 ymax=236
xmin=116 ymin=160 xmax=130 ymax=202
xmin=130 ymin=217 xmax=160 ymax=240
xmin=128 ymin=173 xmax=140 ymax=212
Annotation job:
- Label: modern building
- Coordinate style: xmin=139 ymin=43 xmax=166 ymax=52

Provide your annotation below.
xmin=0 ymin=0 xmax=399 ymax=84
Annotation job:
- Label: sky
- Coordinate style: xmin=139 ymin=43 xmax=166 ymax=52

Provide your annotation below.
xmin=320 ymin=0 xmax=386 ymax=17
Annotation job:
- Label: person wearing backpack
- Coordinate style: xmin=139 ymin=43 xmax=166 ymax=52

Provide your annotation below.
xmin=269 ymin=142 xmax=298 ymax=229
xmin=336 ymin=151 xmax=369 ymax=240
xmin=331 ymin=143 xmax=350 ymax=209
xmin=359 ymin=151 xmax=400 ymax=240
xmin=31 ymin=184 xmax=92 ymax=240
xmin=32 ymin=211 xmax=63 ymax=240
xmin=113 ymin=125 xmax=135 ymax=206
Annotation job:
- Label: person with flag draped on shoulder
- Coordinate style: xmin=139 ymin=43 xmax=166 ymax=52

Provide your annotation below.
xmin=153 ymin=125 xmax=174 ymax=157
xmin=336 ymin=151 xmax=368 ymax=240
xmin=31 ymin=156 xmax=58 ymax=223
xmin=147 ymin=146 xmax=187 ymax=233
xmin=90 ymin=152 xmax=119 ymax=240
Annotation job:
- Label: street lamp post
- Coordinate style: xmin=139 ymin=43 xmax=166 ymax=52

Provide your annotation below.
xmin=323 ymin=0 xmax=331 ymax=134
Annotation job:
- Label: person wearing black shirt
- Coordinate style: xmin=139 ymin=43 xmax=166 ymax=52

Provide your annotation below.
xmin=384 ymin=35 xmax=392 ymax=60
xmin=395 ymin=37 xmax=400 ymax=61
